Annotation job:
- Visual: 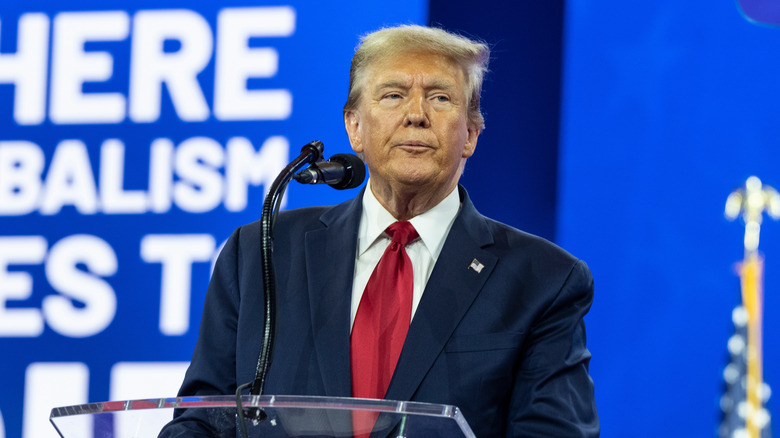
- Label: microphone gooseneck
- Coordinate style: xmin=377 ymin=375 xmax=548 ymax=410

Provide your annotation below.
xmin=252 ymin=140 xmax=324 ymax=397
xmin=236 ymin=140 xmax=323 ymax=437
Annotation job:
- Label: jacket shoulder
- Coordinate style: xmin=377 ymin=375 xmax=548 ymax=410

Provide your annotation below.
xmin=480 ymin=216 xmax=590 ymax=283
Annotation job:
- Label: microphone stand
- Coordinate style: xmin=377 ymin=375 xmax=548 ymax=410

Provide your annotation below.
xmin=254 ymin=139 xmax=324 ymax=395
xmin=235 ymin=140 xmax=323 ymax=431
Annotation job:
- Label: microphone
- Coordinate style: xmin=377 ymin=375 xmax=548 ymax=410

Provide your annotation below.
xmin=293 ymin=153 xmax=366 ymax=190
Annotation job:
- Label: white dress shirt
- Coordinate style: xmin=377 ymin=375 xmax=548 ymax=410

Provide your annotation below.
xmin=350 ymin=181 xmax=461 ymax=329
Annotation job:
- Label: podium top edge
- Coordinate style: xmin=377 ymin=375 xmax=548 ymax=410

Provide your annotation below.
xmin=50 ymin=394 xmax=462 ymax=419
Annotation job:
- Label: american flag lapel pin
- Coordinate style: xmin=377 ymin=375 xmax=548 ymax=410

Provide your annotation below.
xmin=468 ymin=258 xmax=484 ymax=273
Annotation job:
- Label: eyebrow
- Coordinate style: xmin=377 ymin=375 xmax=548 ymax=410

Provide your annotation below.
xmin=374 ymin=80 xmax=408 ymax=92
xmin=373 ymin=79 xmax=456 ymax=92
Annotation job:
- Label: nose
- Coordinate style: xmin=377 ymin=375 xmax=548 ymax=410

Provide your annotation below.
xmin=403 ymin=95 xmax=430 ymax=128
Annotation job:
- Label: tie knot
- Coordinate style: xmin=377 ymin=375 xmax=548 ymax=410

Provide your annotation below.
xmin=386 ymin=221 xmax=419 ymax=246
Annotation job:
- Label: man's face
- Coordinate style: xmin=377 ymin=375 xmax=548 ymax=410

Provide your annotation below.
xmin=344 ymin=50 xmax=479 ymax=201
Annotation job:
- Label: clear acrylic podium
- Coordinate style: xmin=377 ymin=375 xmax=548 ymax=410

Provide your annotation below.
xmin=50 ymin=395 xmax=476 ymax=437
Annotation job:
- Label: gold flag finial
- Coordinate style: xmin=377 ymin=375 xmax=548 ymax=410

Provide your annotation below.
xmin=725 ymin=176 xmax=780 ymax=254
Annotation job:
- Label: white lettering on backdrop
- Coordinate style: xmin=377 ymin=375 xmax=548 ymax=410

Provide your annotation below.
xmin=0 ymin=7 xmax=295 ymax=125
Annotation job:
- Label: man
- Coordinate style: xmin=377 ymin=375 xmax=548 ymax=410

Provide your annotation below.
xmin=161 ymin=25 xmax=598 ymax=437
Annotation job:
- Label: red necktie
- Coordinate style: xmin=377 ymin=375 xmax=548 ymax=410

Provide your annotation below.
xmin=351 ymin=221 xmax=418 ymax=435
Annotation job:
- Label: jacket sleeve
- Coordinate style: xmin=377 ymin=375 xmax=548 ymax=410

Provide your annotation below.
xmin=507 ymin=260 xmax=600 ymax=437
xmin=158 ymin=227 xmax=244 ymax=437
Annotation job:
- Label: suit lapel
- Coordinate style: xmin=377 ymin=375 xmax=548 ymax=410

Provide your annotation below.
xmin=385 ymin=188 xmax=498 ymax=401
xmin=305 ymin=194 xmax=363 ymax=397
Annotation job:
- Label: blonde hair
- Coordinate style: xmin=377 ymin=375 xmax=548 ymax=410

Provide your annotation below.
xmin=343 ymin=25 xmax=490 ymax=130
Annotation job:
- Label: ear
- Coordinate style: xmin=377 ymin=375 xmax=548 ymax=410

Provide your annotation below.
xmin=462 ymin=123 xmax=480 ymax=158
xmin=344 ymin=110 xmax=363 ymax=154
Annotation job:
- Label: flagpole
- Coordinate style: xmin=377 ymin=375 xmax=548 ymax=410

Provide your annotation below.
xmin=725 ymin=176 xmax=779 ymax=437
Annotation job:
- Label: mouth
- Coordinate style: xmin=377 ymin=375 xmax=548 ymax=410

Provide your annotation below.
xmin=395 ymin=141 xmax=433 ymax=151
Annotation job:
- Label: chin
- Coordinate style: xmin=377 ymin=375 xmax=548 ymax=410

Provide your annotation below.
xmin=394 ymin=173 xmax=439 ymax=190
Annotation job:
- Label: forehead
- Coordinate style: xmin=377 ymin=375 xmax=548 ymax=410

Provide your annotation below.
xmin=363 ymin=50 xmax=467 ymax=89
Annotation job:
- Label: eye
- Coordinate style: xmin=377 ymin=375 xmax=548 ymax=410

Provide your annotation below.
xmin=434 ymin=95 xmax=450 ymax=103
xmin=384 ymin=93 xmax=403 ymax=100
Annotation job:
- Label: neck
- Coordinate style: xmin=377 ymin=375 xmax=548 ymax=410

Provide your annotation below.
xmin=370 ymin=180 xmax=456 ymax=221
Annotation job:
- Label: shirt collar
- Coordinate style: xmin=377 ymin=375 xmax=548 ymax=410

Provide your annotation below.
xmin=358 ymin=180 xmax=461 ymax=259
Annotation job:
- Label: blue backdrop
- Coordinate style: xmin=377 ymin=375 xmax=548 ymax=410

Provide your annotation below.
xmin=559 ymin=0 xmax=780 ymax=436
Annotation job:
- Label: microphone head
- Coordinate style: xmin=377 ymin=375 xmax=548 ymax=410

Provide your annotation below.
xmin=292 ymin=168 xmax=315 ymax=184
xmin=328 ymin=154 xmax=366 ymax=190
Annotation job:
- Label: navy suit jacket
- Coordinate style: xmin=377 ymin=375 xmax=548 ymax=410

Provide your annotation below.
xmin=161 ymin=186 xmax=598 ymax=437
